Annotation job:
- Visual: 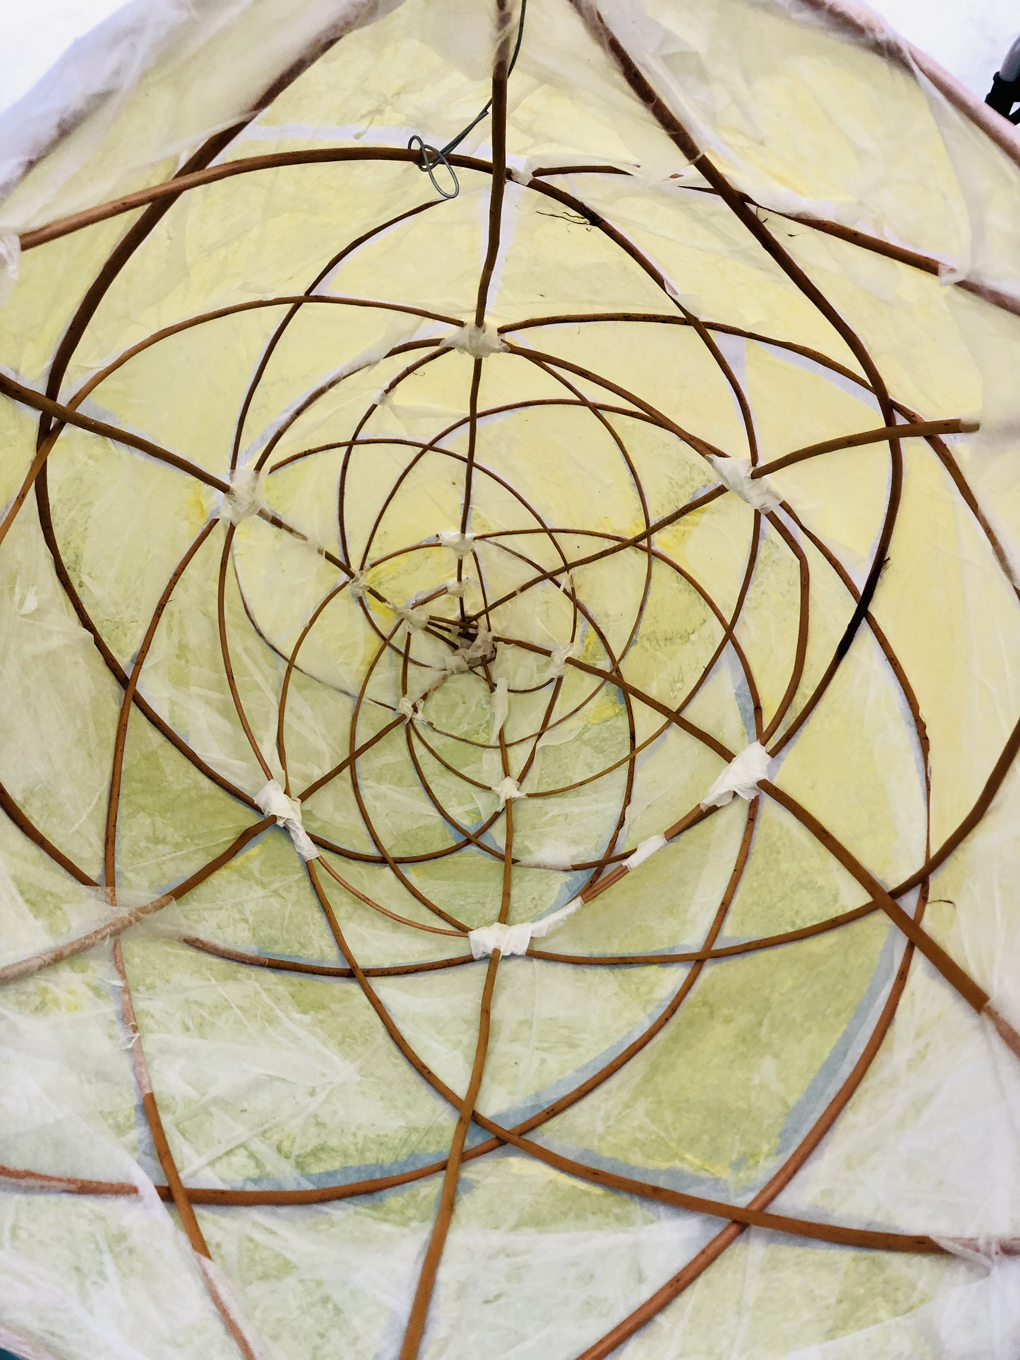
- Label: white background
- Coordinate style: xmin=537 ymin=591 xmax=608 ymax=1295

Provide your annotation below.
xmin=0 ymin=0 xmax=1017 ymax=117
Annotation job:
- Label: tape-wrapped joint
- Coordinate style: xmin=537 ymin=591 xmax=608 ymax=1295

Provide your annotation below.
xmin=440 ymin=321 xmax=507 ymax=357
xmin=254 ymin=779 xmax=319 ymax=860
xmin=219 ymin=466 xmax=264 ymax=524
xmin=437 ymin=530 xmax=477 ymax=557
xmin=468 ymin=896 xmax=584 ymax=958
xmin=701 ymin=742 xmax=772 ymax=809
xmin=624 ymin=833 xmax=668 ymax=870
xmin=706 ymin=454 xmax=781 ymax=513
xmin=492 ymin=776 xmax=526 ymax=808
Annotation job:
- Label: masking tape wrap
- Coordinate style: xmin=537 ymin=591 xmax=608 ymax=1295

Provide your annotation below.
xmin=706 ymin=455 xmax=782 ymax=513
xmin=624 ymin=833 xmax=668 ymax=870
xmin=440 ymin=321 xmax=508 ymax=357
xmin=219 ymin=466 xmax=263 ymax=524
xmin=701 ymin=742 xmax=773 ymax=809
xmin=437 ymin=530 xmax=477 ymax=557
xmin=469 ymin=896 xmax=584 ymax=958
xmin=253 ymin=779 xmax=319 ymax=860
xmin=492 ymin=776 xmax=526 ymax=809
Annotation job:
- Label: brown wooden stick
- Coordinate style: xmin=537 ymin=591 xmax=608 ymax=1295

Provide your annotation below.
xmin=755 ymin=418 xmax=974 ymax=478
xmin=0 ymin=1163 xmax=139 ymax=1196
xmin=572 ymin=918 xmax=929 ymax=1359
xmin=762 ymin=781 xmax=988 ymax=1013
xmin=112 ymin=941 xmax=260 ymax=1360
xmin=7 ymin=19 xmax=1020 ymax=1350
xmin=398 ymin=953 xmax=501 ymax=1360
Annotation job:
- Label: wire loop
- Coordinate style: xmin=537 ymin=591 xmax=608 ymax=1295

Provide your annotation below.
xmin=407 ymin=0 xmax=527 ymax=202
xmin=408 ymin=136 xmax=460 ymax=200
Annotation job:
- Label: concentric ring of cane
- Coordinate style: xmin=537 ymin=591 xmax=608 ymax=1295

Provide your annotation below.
xmin=4 ymin=8 xmax=1020 ymax=1360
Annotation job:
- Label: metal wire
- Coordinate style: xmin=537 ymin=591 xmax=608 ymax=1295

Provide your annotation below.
xmin=408 ymin=0 xmax=528 ymax=201
xmin=407 ymin=135 xmax=460 ymax=199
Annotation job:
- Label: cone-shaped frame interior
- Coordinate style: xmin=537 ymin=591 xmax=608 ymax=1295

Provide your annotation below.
xmin=3 ymin=2 xmax=1020 ymax=1357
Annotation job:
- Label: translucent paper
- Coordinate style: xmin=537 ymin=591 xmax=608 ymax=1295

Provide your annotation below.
xmin=2 ymin=1 xmax=1020 ymax=1357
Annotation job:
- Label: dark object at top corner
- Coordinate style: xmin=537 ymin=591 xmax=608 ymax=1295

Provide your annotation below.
xmin=986 ymin=72 xmax=1020 ymax=124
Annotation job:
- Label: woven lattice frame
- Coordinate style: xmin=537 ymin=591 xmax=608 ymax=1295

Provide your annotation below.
xmin=3 ymin=2 xmax=1020 ymax=1357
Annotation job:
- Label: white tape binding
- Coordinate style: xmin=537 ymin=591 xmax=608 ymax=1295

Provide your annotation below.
xmin=397 ymin=604 xmax=426 ymax=632
xmin=492 ymin=776 xmax=525 ymax=808
xmin=465 ymin=628 xmax=494 ymax=662
xmin=700 ymin=742 xmax=772 ymax=809
xmin=219 ymin=466 xmax=263 ymax=524
xmin=468 ymin=922 xmax=533 ymax=959
xmin=550 ymin=641 xmax=579 ymax=676
xmin=706 ymin=455 xmax=781 ymax=513
xmin=437 ymin=530 xmax=477 ymax=557
xmin=506 ymin=154 xmax=533 ymax=185
xmin=530 ymin=896 xmax=584 ymax=938
xmin=468 ymin=896 xmax=584 ymax=958
xmin=440 ymin=630 xmax=494 ymax=674
xmin=440 ymin=322 xmax=507 ymax=357
xmin=624 ymin=834 xmax=668 ymax=870
xmin=444 ymin=577 xmax=474 ymax=598
xmin=254 ymin=779 xmax=319 ymax=860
